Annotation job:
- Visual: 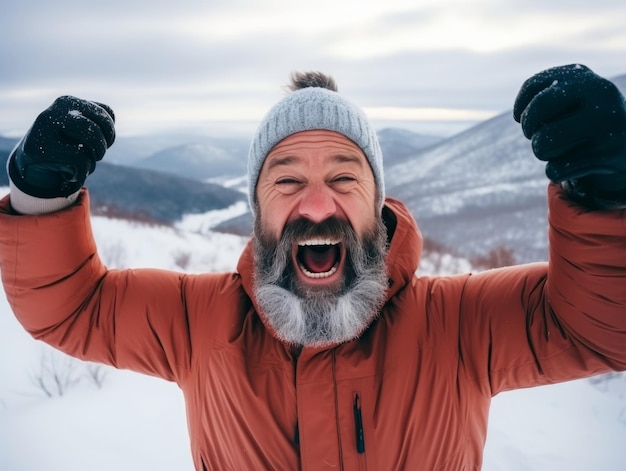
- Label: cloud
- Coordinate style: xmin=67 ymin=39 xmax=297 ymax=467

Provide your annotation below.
xmin=1 ymin=1 xmax=625 ymax=137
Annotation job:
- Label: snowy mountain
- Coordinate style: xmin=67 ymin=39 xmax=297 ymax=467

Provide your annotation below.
xmin=130 ymin=137 xmax=250 ymax=181
xmin=0 ymin=194 xmax=624 ymax=470
xmin=385 ymin=110 xmax=547 ymax=262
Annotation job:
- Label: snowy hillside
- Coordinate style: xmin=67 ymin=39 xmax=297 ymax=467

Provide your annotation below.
xmin=0 ymin=190 xmax=625 ymax=470
xmin=385 ymin=111 xmax=549 ymax=263
xmin=384 ymin=74 xmax=626 ymax=264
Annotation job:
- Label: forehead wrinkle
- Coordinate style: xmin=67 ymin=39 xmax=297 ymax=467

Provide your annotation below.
xmin=265 ymin=152 xmax=366 ymax=172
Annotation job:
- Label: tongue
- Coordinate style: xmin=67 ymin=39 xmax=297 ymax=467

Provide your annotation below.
xmin=301 ymin=245 xmax=338 ymax=273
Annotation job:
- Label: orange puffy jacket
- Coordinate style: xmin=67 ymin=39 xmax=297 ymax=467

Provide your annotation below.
xmin=1 ymin=184 xmax=625 ymax=470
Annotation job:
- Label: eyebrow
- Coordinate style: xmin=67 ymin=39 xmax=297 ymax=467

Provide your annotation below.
xmin=265 ymin=155 xmax=300 ymax=171
xmin=265 ymin=153 xmax=365 ymax=171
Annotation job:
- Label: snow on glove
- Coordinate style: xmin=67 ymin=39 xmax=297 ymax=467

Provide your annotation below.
xmin=8 ymin=95 xmax=116 ymax=198
xmin=513 ymin=64 xmax=626 ymax=206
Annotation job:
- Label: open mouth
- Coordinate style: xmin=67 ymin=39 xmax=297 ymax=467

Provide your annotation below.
xmin=295 ymin=238 xmax=343 ymax=279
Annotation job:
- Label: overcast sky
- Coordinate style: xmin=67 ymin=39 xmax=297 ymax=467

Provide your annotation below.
xmin=2 ymin=0 xmax=626 ymax=138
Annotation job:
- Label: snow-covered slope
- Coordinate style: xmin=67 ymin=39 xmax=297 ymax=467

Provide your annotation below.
xmin=385 ymin=111 xmax=548 ymax=263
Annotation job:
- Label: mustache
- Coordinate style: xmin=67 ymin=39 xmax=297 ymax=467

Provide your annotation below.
xmin=281 ymin=217 xmax=359 ymax=243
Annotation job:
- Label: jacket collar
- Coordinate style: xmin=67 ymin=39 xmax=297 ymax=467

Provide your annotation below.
xmin=236 ymin=197 xmax=423 ymax=346
xmin=379 ymin=197 xmax=423 ymax=300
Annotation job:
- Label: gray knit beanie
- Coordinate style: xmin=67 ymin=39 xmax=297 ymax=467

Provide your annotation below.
xmin=247 ymin=84 xmax=384 ymax=214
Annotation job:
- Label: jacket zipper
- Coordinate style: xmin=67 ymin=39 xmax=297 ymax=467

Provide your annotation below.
xmin=353 ymin=393 xmax=365 ymax=454
xmin=294 ymin=422 xmax=300 ymax=447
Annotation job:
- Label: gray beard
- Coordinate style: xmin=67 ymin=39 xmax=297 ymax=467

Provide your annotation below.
xmin=253 ymin=216 xmax=389 ymax=348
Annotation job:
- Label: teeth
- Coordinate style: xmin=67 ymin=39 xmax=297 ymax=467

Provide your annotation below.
xmin=298 ymin=263 xmax=338 ymax=279
xmin=296 ymin=239 xmax=340 ymax=279
xmin=298 ymin=239 xmax=339 ymax=247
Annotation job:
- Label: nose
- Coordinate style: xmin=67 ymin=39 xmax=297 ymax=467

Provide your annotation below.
xmin=297 ymin=183 xmax=337 ymax=223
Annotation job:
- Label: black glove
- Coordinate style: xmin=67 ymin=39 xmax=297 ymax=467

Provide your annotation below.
xmin=513 ymin=64 xmax=626 ymax=206
xmin=8 ymin=95 xmax=115 ymax=198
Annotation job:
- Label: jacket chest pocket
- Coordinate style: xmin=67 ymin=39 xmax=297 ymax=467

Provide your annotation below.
xmin=337 ymin=385 xmax=372 ymax=471
xmin=296 ymin=379 xmax=373 ymax=470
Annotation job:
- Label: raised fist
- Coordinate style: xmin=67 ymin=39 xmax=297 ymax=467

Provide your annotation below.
xmin=8 ymin=95 xmax=116 ymax=198
xmin=514 ymin=64 xmax=626 ymax=197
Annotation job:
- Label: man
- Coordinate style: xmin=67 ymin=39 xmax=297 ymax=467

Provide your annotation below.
xmin=1 ymin=64 xmax=625 ymax=469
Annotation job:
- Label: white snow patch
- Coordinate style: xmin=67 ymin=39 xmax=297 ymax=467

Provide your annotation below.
xmin=175 ymin=201 xmax=249 ymax=235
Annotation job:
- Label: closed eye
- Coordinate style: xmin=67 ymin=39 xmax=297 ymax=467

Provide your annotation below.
xmin=275 ymin=178 xmax=304 ymax=194
xmin=333 ymin=176 xmax=356 ymax=182
xmin=330 ymin=175 xmax=358 ymax=192
xmin=276 ymin=178 xmax=300 ymax=185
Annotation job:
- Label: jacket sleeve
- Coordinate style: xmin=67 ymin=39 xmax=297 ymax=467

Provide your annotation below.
xmin=459 ymin=183 xmax=626 ymax=395
xmin=0 ymin=190 xmax=192 ymax=384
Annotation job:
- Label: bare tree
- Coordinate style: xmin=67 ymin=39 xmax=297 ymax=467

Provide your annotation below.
xmin=174 ymin=250 xmax=192 ymax=270
xmin=29 ymin=349 xmax=81 ymax=398
xmin=84 ymin=362 xmax=107 ymax=389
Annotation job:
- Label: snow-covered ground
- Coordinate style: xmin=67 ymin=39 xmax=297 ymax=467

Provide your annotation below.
xmin=0 ymin=192 xmax=625 ymax=470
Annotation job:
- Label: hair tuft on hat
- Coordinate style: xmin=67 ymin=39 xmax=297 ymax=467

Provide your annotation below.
xmin=287 ymin=71 xmax=338 ymax=92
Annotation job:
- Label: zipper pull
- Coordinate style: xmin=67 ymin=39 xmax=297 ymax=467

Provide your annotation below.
xmin=294 ymin=422 xmax=300 ymax=447
xmin=353 ymin=393 xmax=365 ymax=454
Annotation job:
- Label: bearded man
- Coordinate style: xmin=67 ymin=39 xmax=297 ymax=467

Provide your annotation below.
xmin=1 ymin=64 xmax=625 ymax=470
